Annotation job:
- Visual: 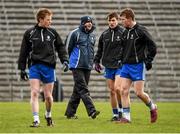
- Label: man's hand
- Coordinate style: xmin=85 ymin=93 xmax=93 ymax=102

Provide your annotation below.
xmin=20 ymin=70 xmax=29 ymax=81
xmin=94 ymin=63 xmax=102 ymax=73
xmin=144 ymin=60 xmax=152 ymax=71
xmin=62 ymin=61 xmax=69 ymax=72
xmin=118 ymin=60 xmax=123 ymax=68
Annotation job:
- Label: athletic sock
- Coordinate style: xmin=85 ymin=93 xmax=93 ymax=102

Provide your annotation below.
xmin=123 ymin=107 xmax=131 ymax=121
xmin=33 ymin=112 xmax=40 ymax=123
xmin=112 ymin=108 xmax=118 ymax=117
xmin=146 ymin=100 xmax=156 ymax=110
xmin=45 ymin=111 xmax=52 ymax=118
xmin=118 ymin=103 xmax=123 ymax=115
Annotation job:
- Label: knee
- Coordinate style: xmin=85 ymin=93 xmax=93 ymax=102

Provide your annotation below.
xmin=110 ymin=89 xmax=116 ymax=96
xmin=44 ymin=89 xmax=53 ymax=101
xmin=114 ymin=85 xmax=120 ymax=92
xmin=135 ymin=90 xmax=143 ymax=98
xmin=120 ymin=87 xmax=129 ymax=97
xmin=44 ymin=95 xmax=53 ymax=102
xmin=114 ymin=85 xmax=121 ymax=95
xmin=31 ymin=89 xmax=39 ymax=98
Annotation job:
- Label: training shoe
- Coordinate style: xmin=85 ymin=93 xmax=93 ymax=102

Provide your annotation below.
xmin=115 ymin=117 xmax=131 ymax=124
xmin=150 ymin=105 xmax=158 ymax=123
xmin=90 ymin=111 xmax=100 ymax=119
xmin=67 ymin=115 xmax=78 ymax=119
xmin=111 ymin=116 xmax=120 ymax=121
xmin=45 ymin=117 xmax=54 ymax=126
xmin=30 ymin=121 xmax=40 ymax=127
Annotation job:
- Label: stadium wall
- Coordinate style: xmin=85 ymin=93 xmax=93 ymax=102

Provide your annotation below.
xmin=0 ymin=0 xmax=180 ymax=102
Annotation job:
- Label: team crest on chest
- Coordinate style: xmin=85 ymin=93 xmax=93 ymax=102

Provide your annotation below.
xmin=116 ymin=36 xmax=121 ymax=41
xmin=46 ymin=35 xmax=51 ymax=41
xmin=130 ymin=34 xmax=134 ymax=39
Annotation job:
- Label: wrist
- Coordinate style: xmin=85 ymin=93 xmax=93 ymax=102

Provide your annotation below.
xmin=63 ymin=61 xmax=68 ymax=64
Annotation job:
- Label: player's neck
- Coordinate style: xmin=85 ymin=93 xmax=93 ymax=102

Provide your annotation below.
xmin=130 ymin=21 xmax=136 ymax=28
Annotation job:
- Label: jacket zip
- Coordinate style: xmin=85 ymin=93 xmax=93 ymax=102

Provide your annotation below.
xmin=127 ymin=29 xmax=130 ymax=39
xmin=87 ymin=34 xmax=90 ymax=63
xmin=111 ymin=30 xmax=114 ymax=42
xmin=41 ymin=29 xmax=44 ymax=42
xmin=134 ymin=30 xmax=139 ymax=63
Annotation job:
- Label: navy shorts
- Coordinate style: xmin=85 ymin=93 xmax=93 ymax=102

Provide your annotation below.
xmin=29 ymin=64 xmax=56 ymax=83
xmin=104 ymin=67 xmax=122 ymax=80
xmin=120 ymin=62 xmax=146 ymax=81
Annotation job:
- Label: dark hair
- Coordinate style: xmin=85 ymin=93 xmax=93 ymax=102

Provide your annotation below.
xmin=107 ymin=11 xmax=119 ymax=20
xmin=36 ymin=8 xmax=53 ymax=22
xmin=120 ymin=8 xmax=135 ymax=21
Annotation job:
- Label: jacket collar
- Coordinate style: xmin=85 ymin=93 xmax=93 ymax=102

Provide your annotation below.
xmin=109 ymin=25 xmax=120 ymax=31
xmin=126 ymin=22 xmax=139 ymax=30
xmin=35 ymin=24 xmax=47 ymax=30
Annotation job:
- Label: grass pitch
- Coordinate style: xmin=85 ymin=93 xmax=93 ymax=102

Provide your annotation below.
xmin=0 ymin=102 xmax=180 ymax=133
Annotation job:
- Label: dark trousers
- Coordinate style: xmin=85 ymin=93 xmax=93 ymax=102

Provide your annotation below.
xmin=65 ymin=69 xmax=96 ymax=117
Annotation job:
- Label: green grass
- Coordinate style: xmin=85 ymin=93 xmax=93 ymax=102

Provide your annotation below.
xmin=0 ymin=102 xmax=180 ymax=133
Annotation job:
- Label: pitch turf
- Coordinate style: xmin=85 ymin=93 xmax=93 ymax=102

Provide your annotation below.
xmin=0 ymin=102 xmax=180 ymax=133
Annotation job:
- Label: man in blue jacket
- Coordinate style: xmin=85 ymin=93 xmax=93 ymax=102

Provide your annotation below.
xmin=64 ymin=16 xmax=100 ymax=119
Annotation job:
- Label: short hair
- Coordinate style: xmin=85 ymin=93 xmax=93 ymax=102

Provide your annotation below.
xmin=107 ymin=11 xmax=119 ymax=20
xmin=120 ymin=8 xmax=135 ymax=21
xmin=36 ymin=8 xmax=53 ymax=22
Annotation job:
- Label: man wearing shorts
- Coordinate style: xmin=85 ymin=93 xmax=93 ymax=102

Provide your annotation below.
xmin=94 ymin=12 xmax=127 ymax=121
xmin=118 ymin=8 xmax=157 ymax=123
xmin=18 ymin=8 xmax=69 ymax=127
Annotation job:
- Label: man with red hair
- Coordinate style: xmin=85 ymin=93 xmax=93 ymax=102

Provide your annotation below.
xmin=18 ymin=8 xmax=69 ymax=127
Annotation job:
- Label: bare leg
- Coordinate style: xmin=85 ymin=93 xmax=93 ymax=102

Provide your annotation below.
xmin=114 ymin=76 xmax=122 ymax=117
xmin=134 ymin=81 xmax=158 ymax=123
xmin=120 ymin=78 xmax=132 ymax=121
xmin=120 ymin=78 xmax=132 ymax=108
xmin=134 ymin=81 xmax=150 ymax=104
xmin=107 ymin=79 xmax=118 ymax=118
xmin=43 ymin=82 xmax=54 ymax=126
xmin=134 ymin=81 xmax=156 ymax=110
xmin=29 ymin=79 xmax=41 ymax=123
xmin=43 ymin=83 xmax=54 ymax=116
xmin=114 ymin=76 xmax=121 ymax=103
